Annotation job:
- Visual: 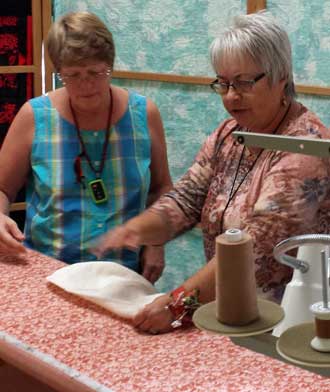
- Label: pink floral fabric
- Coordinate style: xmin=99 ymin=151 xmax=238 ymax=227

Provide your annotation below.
xmin=1 ymin=250 xmax=330 ymax=391
xmin=152 ymin=102 xmax=330 ymax=302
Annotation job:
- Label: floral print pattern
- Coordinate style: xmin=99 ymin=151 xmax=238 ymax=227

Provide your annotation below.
xmin=0 ymin=249 xmax=330 ymax=391
xmin=151 ymin=102 xmax=330 ymax=303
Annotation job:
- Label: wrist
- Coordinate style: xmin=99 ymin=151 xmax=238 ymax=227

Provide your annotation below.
xmin=166 ymin=286 xmax=201 ymax=329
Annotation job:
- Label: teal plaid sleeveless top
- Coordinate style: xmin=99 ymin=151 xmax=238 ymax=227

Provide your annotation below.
xmin=25 ymin=90 xmax=151 ymax=271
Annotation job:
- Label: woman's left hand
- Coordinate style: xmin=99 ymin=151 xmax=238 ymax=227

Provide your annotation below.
xmin=133 ymin=293 xmax=173 ymax=334
xmin=140 ymin=245 xmax=165 ymax=284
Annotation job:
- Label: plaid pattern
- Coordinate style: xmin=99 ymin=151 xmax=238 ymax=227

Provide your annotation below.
xmin=24 ymin=91 xmax=151 ymax=271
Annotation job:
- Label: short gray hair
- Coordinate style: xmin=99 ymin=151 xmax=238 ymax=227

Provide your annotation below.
xmin=210 ymin=11 xmax=295 ymax=98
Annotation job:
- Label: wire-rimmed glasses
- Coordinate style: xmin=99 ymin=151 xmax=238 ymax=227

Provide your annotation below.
xmin=210 ymin=73 xmax=266 ymax=95
xmin=56 ymin=68 xmax=112 ymax=86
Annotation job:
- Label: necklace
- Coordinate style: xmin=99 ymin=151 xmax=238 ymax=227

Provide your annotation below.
xmin=219 ymin=102 xmax=292 ymax=233
xmin=70 ymin=87 xmax=113 ymax=204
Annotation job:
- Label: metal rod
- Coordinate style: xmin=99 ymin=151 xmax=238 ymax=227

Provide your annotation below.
xmin=280 ymin=254 xmax=309 ymax=273
xmin=321 ymin=250 xmax=329 ymax=308
xmin=273 ymin=234 xmax=330 ymax=274
xmin=327 ymin=246 xmax=330 ymax=287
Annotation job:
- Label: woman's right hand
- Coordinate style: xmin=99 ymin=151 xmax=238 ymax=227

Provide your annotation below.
xmin=91 ymin=224 xmax=142 ymax=259
xmin=0 ymin=213 xmax=26 ymax=255
xmin=133 ymin=293 xmax=174 ymax=334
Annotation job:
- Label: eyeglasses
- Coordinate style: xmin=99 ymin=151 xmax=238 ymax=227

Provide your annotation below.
xmin=56 ymin=69 xmax=112 ymax=86
xmin=210 ymin=73 xmax=266 ymax=95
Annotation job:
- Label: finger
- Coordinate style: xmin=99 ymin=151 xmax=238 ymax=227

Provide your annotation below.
xmin=148 ymin=270 xmax=161 ymax=284
xmin=91 ymin=231 xmax=140 ymax=258
xmin=142 ymin=266 xmax=152 ymax=282
xmin=0 ymin=239 xmax=26 ymax=255
xmin=135 ymin=319 xmax=154 ymax=332
xmin=142 ymin=265 xmax=164 ymax=284
xmin=137 ymin=318 xmax=172 ymax=334
xmin=132 ymin=307 xmax=148 ymax=327
xmin=89 ymin=246 xmax=103 ymax=260
xmin=142 ymin=268 xmax=157 ymax=284
xmin=1 ymin=231 xmax=26 ymax=253
xmin=89 ymin=238 xmax=120 ymax=259
xmin=7 ymin=221 xmax=25 ymax=242
xmin=91 ymin=242 xmax=139 ymax=259
xmin=118 ymin=233 xmax=141 ymax=250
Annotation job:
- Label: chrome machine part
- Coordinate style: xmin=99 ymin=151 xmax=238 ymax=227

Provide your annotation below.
xmin=273 ymin=234 xmax=330 ymax=273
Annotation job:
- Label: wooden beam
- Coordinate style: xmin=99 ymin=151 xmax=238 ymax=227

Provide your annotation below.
xmin=113 ymin=70 xmax=330 ymax=96
xmin=10 ymin=202 xmax=26 ymax=212
xmin=42 ymin=0 xmax=54 ymax=92
xmin=32 ymin=0 xmax=43 ymax=95
xmin=4 ymin=68 xmax=329 ymax=97
xmin=295 ymin=84 xmax=330 ymax=97
xmin=247 ymin=0 xmax=267 ymax=14
xmin=0 ymin=65 xmax=39 ymax=73
xmin=113 ymin=70 xmax=212 ymax=85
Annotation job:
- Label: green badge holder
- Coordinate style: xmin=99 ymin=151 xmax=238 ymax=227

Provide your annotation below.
xmin=88 ymin=179 xmax=108 ymax=204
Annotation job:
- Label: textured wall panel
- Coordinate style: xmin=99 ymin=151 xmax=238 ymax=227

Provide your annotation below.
xmin=53 ymin=1 xmax=330 ymax=290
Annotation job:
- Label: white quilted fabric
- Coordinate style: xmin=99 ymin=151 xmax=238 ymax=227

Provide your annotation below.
xmin=46 ymin=261 xmax=163 ymax=318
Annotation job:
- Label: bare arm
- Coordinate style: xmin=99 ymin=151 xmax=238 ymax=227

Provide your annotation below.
xmin=93 ymin=119 xmax=219 ymax=257
xmin=0 ymin=101 xmax=34 ymax=254
xmin=0 ymin=189 xmax=10 ymax=215
xmin=0 ymin=101 xmax=33 ymax=202
xmin=137 ymin=99 xmax=173 ymax=283
xmin=146 ymin=99 xmax=172 ymax=203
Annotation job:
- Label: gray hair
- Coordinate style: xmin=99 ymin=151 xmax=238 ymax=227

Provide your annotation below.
xmin=210 ymin=11 xmax=295 ymax=98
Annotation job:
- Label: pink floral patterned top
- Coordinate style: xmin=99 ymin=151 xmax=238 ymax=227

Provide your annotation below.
xmin=152 ymin=101 xmax=330 ymax=302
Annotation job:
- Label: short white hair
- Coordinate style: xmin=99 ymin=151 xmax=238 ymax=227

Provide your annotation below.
xmin=210 ymin=11 xmax=295 ymax=98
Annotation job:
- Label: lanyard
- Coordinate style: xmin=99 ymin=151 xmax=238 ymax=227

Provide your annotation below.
xmin=219 ymin=102 xmax=292 ymax=233
xmin=219 ymin=145 xmax=262 ymax=233
xmin=70 ymin=87 xmax=113 ymax=203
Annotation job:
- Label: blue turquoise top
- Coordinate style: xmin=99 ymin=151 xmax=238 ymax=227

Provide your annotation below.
xmin=24 ymin=90 xmax=151 ymax=271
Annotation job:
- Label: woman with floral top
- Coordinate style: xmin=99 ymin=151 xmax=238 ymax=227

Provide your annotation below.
xmin=93 ymin=11 xmax=330 ymax=334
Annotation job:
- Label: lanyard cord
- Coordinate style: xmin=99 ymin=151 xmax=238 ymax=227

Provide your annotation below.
xmin=70 ymin=87 xmax=113 ymax=178
xmin=219 ymin=102 xmax=292 ymax=233
xmin=219 ymin=146 xmax=262 ymax=233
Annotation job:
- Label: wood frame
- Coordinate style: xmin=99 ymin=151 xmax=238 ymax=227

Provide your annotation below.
xmin=247 ymin=0 xmax=266 ymax=14
xmin=0 ymin=0 xmax=43 ymax=95
xmin=112 ymin=70 xmax=330 ymax=97
xmin=42 ymin=0 xmax=53 ymax=92
xmin=0 ymin=0 xmax=47 ymax=212
xmin=0 ymin=0 xmax=52 ymax=98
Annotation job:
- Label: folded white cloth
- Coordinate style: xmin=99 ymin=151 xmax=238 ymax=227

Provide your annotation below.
xmin=46 ymin=261 xmax=163 ymax=319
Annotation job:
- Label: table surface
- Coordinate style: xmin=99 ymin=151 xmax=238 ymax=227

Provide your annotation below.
xmin=0 ymin=249 xmax=330 ymax=392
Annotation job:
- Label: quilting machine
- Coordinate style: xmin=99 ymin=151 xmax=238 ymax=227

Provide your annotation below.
xmin=232 ymin=131 xmax=330 ymax=337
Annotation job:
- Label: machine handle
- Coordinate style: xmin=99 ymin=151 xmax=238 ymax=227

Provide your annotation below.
xmin=273 ymin=234 xmax=330 ymax=273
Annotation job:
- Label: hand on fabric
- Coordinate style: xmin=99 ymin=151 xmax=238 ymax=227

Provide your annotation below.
xmin=91 ymin=224 xmax=141 ymax=259
xmin=133 ymin=293 xmax=174 ymax=334
xmin=0 ymin=213 xmax=26 ymax=255
xmin=140 ymin=245 xmax=165 ymax=284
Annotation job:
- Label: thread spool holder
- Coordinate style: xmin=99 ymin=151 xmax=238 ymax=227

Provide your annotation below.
xmin=310 ymin=302 xmax=330 ymax=352
xmin=310 ymin=249 xmax=330 ymax=352
xmin=230 ymin=130 xmax=330 ymax=371
xmin=193 ymin=229 xmax=285 ymax=337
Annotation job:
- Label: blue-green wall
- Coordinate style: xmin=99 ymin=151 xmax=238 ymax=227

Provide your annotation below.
xmin=53 ymin=1 xmax=330 ymax=291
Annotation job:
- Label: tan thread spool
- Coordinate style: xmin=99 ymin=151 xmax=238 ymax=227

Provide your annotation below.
xmin=215 ymin=229 xmax=259 ymax=326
